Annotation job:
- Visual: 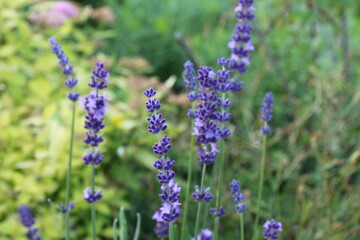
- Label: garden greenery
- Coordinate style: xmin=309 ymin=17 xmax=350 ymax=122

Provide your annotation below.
xmin=1 ymin=0 xmax=359 ymax=239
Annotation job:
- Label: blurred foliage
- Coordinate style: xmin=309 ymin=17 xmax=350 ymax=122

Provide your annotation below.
xmin=0 ymin=0 xmax=360 ymax=240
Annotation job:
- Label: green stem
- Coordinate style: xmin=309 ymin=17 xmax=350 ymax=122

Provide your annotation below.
xmin=169 ymin=222 xmax=174 ymax=240
xmin=91 ymin=164 xmax=97 ymax=240
xmin=180 ymin=102 xmax=195 ymax=240
xmin=213 ymin=93 xmax=226 ymax=240
xmin=194 ymin=164 xmax=207 ymax=238
xmin=65 ymin=101 xmax=76 ymax=240
xmin=252 ymin=133 xmax=267 ymax=240
xmin=240 ymin=213 xmax=244 ymax=240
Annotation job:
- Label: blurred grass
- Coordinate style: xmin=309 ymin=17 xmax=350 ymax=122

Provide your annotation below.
xmin=0 ymin=0 xmax=360 ymax=239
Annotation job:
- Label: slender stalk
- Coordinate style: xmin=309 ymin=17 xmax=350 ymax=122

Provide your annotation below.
xmin=169 ymin=222 xmax=174 ymax=240
xmin=213 ymin=93 xmax=226 ymax=240
xmin=91 ymin=164 xmax=97 ymax=240
xmin=180 ymin=102 xmax=195 ymax=240
xmin=112 ymin=218 xmax=118 ymax=240
xmin=240 ymin=213 xmax=244 ymax=240
xmin=133 ymin=213 xmax=141 ymax=240
xmin=194 ymin=164 xmax=207 ymax=238
xmin=252 ymin=133 xmax=267 ymax=240
xmin=65 ymin=101 xmax=76 ymax=240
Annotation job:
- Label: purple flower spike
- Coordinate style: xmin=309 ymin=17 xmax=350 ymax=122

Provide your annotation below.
xmin=183 ymin=60 xmax=199 ymax=103
xmin=18 ymin=206 xmax=42 ymax=240
xmin=260 ymin=92 xmax=274 ymax=135
xmin=263 ymin=219 xmax=283 ymax=239
xmin=49 ymin=36 xmax=80 ymax=101
xmin=228 ymin=0 xmax=256 ymax=74
xmin=82 ymin=63 xmax=110 ymax=204
xmin=229 ymin=179 xmax=246 ymax=213
xmin=18 ymin=206 xmax=35 ymax=228
xmin=145 ymin=88 xmax=181 ymax=226
xmin=89 ymin=62 xmax=110 ymax=90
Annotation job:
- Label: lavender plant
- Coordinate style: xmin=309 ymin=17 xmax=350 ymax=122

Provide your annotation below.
xmin=49 ymin=36 xmax=80 ymax=240
xmin=18 ymin=2 xmax=288 ymax=239
xmin=144 ymin=88 xmax=181 ymax=240
xmin=81 ymin=62 xmax=110 ymax=239
xmin=181 ymin=60 xmax=198 ymax=240
xmin=18 ymin=206 xmax=42 ymax=240
xmin=253 ymin=92 xmax=274 ymax=240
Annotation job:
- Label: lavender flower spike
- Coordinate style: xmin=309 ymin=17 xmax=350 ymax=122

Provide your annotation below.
xmin=184 ymin=60 xmax=199 ymax=102
xmin=18 ymin=206 xmax=42 ymax=240
xmin=229 ymin=179 xmax=246 ymax=213
xmin=260 ymin=92 xmax=274 ymax=134
xmin=48 ymin=36 xmax=80 ymax=101
xmin=81 ymin=62 xmax=110 ymax=203
xmin=228 ymin=0 xmax=256 ymax=74
xmin=263 ymin=219 xmax=283 ymax=239
xmin=144 ymin=87 xmax=182 ymax=227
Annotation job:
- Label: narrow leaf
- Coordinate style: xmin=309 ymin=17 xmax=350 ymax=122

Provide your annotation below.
xmin=133 ymin=213 xmax=141 ymax=240
xmin=113 ymin=218 xmax=118 ymax=240
xmin=119 ymin=207 xmax=128 ymax=240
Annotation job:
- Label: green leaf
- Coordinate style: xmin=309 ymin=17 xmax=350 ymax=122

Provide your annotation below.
xmin=119 ymin=207 xmax=128 ymax=240
xmin=133 ymin=213 xmax=141 ymax=240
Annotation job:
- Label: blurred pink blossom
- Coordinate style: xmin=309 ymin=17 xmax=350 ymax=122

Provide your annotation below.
xmin=29 ymin=1 xmax=79 ymax=27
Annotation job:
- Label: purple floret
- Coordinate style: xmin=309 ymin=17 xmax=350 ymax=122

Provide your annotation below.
xmin=260 ymin=92 xmax=274 ymax=135
xmin=48 ymin=36 xmax=80 ymax=101
xmin=263 ymin=219 xmax=283 ymax=239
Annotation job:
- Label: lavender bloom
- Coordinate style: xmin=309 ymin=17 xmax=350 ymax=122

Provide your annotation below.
xmin=229 ymin=179 xmax=246 ymax=213
xmin=144 ymin=88 xmax=181 ymax=224
xmin=210 ymin=206 xmax=226 ymax=217
xmin=152 ymin=211 xmax=169 ymax=237
xmin=183 ymin=60 xmax=199 ymax=102
xmin=60 ymin=201 xmax=75 ymax=213
xmin=263 ymin=219 xmax=283 ymax=239
xmin=228 ymin=0 xmax=256 ymax=74
xmin=48 ymin=36 xmax=80 ymax=101
xmin=83 ymin=187 xmax=103 ymax=203
xmin=192 ymin=185 xmax=213 ymax=202
xmin=81 ymin=62 xmax=110 ymax=203
xmin=88 ymin=62 xmax=110 ymax=90
xmin=192 ymin=229 xmax=213 ymax=240
xmin=18 ymin=206 xmax=42 ymax=240
xmin=260 ymin=92 xmax=274 ymax=134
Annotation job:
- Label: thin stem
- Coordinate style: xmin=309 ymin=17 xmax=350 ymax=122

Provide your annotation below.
xmin=91 ymin=164 xmax=97 ymax=240
xmin=65 ymin=101 xmax=76 ymax=240
xmin=194 ymin=164 xmax=207 ymax=238
xmin=240 ymin=213 xmax=244 ymax=240
xmin=252 ymin=133 xmax=267 ymax=240
xmin=169 ymin=222 xmax=174 ymax=240
xmin=213 ymin=93 xmax=226 ymax=240
xmin=180 ymin=102 xmax=195 ymax=240
xmin=213 ymin=217 xmax=219 ymax=240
